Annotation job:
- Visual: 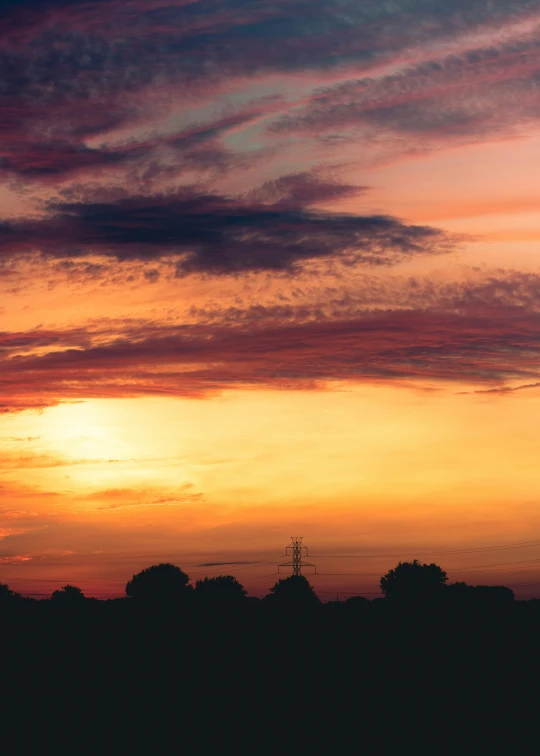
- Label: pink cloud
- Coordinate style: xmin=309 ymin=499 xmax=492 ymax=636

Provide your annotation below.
xmin=3 ymin=270 xmax=540 ymax=411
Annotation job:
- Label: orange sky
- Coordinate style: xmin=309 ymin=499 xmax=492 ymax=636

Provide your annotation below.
xmin=3 ymin=0 xmax=540 ymax=599
xmin=3 ymin=386 xmax=540 ymax=598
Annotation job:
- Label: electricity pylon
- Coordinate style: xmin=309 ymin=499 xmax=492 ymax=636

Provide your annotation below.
xmin=278 ymin=536 xmax=316 ymax=576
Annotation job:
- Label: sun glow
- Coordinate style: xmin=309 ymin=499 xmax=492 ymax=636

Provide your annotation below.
xmin=3 ymin=387 xmax=540 ymax=598
xmin=40 ymin=402 xmax=135 ymax=462
xmin=6 ymin=386 xmax=540 ymax=505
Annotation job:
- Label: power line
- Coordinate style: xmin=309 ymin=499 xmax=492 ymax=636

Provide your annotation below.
xmin=312 ymin=557 xmax=540 ymax=578
xmin=504 ymin=579 xmax=540 ymax=587
xmin=311 ymin=538 xmax=540 ymax=559
xmin=316 ymin=573 xmax=379 ymax=576
xmin=449 ymin=557 xmax=540 ymax=573
xmin=245 ymin=572 xmax=279 ymax=581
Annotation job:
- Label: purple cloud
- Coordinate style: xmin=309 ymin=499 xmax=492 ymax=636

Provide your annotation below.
xmin=3 ymin=270 xmax=540 ymax=412
xmin=0 ymin=186 xmax=456 ymax=273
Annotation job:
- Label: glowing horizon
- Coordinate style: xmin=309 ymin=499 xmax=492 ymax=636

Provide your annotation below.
xmin=3 ymin=0 xmax=540 ymax=600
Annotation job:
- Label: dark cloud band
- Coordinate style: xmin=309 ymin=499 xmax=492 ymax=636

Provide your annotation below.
xmin=3 ymin=271 xmax=540 ymax=412
xmin=2 ymin=1 xmax=540 ymax=187
xmin=0 ymin=188 xmax=456 ymax=274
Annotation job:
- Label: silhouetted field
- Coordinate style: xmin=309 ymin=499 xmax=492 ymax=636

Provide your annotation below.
xmin=2 ymin=579 xmax=540 ymax=751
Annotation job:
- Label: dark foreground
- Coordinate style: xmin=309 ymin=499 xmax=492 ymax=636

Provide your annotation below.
xmin=3 ymin=598 xmax=540 ymax=753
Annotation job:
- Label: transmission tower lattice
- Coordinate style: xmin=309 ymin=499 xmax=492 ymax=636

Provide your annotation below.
xmin=278 ymin=537 xmax=316 ymax=576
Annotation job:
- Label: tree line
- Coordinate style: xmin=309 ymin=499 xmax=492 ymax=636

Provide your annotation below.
xmin=2 ymin=559 xmax=537 ymax=753
xmin=0 ymin=558 xmax=517 ymax=609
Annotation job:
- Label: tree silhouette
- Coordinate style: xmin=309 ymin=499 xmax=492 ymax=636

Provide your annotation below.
xmin=345 ymin=595 xmax=370 ymax=609
xmin=195 ymin=575 xmax=247 ymax=604
xmin=265 ymin=575 xmax=320 ymax=607
xmin=0 ymin=583 xmax=21 ymax=604
xmin=51 ymin=585 xmax=87 ymax=604
xmin=380 ymin=560 xmax=448 ymax=601
xmin=126 ymin=563 xmax=191 ymax=602
xmin=446 ymin=581 xmax=515 ymax=605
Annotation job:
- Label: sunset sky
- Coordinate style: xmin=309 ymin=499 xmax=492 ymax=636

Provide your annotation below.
xmin=3 ymin=0 xmax=540 ymax=599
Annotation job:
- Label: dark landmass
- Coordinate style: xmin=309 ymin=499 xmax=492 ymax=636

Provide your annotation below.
xmin=2 ymin=565 xmax=539 ymax=752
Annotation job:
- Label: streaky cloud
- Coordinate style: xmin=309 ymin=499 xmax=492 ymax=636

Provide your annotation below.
xmin=3 ymin=270 xmax=540 ymax=411
xmin=272 ymin=31 xmax=540 ymax=162
xmin=0 ymin=187 xmax=456 ymax=274
xmin=2 ymin=0 xmax=540 ymax=193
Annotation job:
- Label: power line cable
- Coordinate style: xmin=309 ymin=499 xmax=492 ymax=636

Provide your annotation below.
xmin=311 ymin=538 xmax=540 ymax=559
xmin=312 ymin=557 xmax=540 ymax=578
xmin=449 ymin=557 xmax=540 ymax=573
xmin=503 ymin=579 xmax=540 ymax=587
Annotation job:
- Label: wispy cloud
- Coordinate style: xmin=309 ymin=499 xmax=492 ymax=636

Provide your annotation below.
xmin=3 ymin=270 xmax=540 ymax=411
xmin=74 ymin=485 xmax=204 ymax=511
xmin=2 ymin=0 xmax=540 ymax=197
xmin=0 ymin=555 xmax=32 ymax=564
xmin=2 ymin=0 xmax=540 ymax=408
xmin=0 ymin=185 xmax=457 ymax=273
xmin=273 ymin=30 xmax=540 ymax=163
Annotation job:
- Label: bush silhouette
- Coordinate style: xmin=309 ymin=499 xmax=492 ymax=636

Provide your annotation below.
xmin=380 ymin=560 xmax=448 ymax=601
xmin=195 ymin=575 xmax=247 ymax=604
xmin=265 ymin=575 xmax=320 ymax=607
xmin=51 ymin=585 xmax=87 ymax=604
xmin=446 ymin=581 xmax=515 ymax=605
xmin=0 ymin=583 xmax=21 ymax=604
xmin=126 ymin=563 xmax=191 ymax=602
xmin=345 ymin=595 xmax=370 ymax=610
